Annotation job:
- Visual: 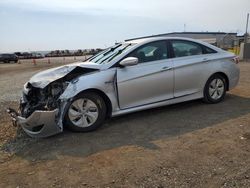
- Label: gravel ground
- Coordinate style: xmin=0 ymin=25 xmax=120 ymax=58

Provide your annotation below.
xmin=0 ymin=70 xmax=34 ymax=102
xmin=0 ymin=56 xmax=88 ymax=102
xmin=0 ymin=61 xmax=249 ymax=188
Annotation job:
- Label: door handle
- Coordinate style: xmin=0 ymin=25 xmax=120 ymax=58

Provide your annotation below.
xmin=161 ymin=66 xmax=172 ymax=71
xmin=202 ymin=58 xmax=209 ymax=62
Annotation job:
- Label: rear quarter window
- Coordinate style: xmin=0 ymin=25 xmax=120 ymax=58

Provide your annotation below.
xmin=203 ymin=46 xmax=217 ymax=54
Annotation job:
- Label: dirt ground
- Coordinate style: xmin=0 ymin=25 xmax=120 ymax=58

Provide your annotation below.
xmin=0 ymin=60 xmax=249 ymax=188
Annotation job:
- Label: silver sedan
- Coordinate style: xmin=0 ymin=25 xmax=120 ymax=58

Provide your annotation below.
xmin=7 ymin=37 xmax=240 ymax=137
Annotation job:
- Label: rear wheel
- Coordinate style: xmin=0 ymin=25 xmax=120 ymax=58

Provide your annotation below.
xmin=64 ymin=92 xmax=107 ymax=132
xmin=203 ymin=74 xmax=227 ymax=104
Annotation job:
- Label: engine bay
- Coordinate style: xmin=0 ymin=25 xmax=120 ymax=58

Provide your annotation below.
xmin=20 ymin=81 xmax=68 ymax=118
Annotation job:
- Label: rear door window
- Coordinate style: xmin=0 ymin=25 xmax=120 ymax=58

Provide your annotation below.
xmin=171 ymin=40 xmax=203 ymax=57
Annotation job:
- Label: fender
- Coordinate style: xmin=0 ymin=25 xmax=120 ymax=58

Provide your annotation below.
xmin=59 ymin=68 xmax=120 ymax=112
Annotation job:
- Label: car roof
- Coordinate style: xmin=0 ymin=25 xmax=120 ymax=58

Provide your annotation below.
xmin=125 ymin=36 xmax=223 ymax=52
xmin=127 ymin=36 xmax=203 ymax=43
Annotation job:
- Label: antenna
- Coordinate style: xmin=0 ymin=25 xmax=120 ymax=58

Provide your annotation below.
xmin=244 ymin=13 xmax=249 ymax=43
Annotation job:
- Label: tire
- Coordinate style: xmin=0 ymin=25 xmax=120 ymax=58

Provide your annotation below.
xmin=203 ymin=74 xmax=227 ymax=104
xmin=64 ymin=92 xmax=107 ymax=132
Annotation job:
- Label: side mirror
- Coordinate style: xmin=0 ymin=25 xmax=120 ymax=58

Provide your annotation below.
xmin=119 ymin=57 xmax=138 ymax=67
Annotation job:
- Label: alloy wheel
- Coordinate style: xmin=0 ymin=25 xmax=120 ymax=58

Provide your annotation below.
xmin=68 ymin=98 xmax=99 ymax=128
xmin=208 ymin=78 xmax=225 ymax=100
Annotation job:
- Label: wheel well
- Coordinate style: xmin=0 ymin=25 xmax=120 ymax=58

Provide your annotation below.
xmin=211 ymin=72 xmax=229 ymax=91
xmin=76 ymin=89 xmax=113 ymax=119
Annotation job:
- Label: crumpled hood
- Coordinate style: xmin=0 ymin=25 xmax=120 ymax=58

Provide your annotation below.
xmin=29 ymin=62 xmax=100 ymax=88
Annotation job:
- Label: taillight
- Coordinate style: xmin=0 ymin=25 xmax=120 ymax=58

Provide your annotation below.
xmin=232 ymin=56 xmax=240 ymax=64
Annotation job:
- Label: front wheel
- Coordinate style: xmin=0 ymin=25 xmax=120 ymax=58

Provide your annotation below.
xmin=203 ymin=74 xmax=227 ymax=104
xmin=64 ymin=92 xmax=107 ymax=132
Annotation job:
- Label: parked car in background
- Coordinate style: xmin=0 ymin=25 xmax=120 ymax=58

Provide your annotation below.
xmin=21 ymin=52 xmax=33 ymax=59
xmin=0 ymin=53 xmax=18 ymax=63
xmin=15 ymin=52 xmax=44 ymax=59
xmin=14 ymin=52 xmax=28 ymax=59
xmin=31 ymin=53 xmax=44 ymax=59
xmin=7 ymin=37 xmax=240 ymax=138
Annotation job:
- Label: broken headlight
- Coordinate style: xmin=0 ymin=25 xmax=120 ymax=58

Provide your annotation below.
xmin=21 ymin=81 xmax=69 ymax=117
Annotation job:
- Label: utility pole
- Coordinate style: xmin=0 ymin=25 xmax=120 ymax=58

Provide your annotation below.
xmin=244 ymin=13 xmax=249 ymax=43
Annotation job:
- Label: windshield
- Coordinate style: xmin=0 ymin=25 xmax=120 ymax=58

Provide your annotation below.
xmin=88 ymin=43 xmax=135 ymax=64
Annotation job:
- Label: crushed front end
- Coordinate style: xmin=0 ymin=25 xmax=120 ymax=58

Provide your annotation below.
xmin=7 ymin=81 xmax=68 ymax=138
xmin=6 ymin=63 xmax=99 ymax=138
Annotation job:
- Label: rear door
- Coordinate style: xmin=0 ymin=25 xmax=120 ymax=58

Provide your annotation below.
xmin=116 ymin=40 xmax=174 ymax=109
xmin=170 ymin=40 xmax=217 ymax=97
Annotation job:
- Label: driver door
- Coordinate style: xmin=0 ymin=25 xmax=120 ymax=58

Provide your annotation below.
xmin=116 ymin=40 xmax=174 ymax=109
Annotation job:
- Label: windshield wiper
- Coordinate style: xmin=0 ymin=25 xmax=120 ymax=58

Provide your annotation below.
xmin=88 ymin=50 xmax=106 ymax=62
xmin=93 ymin=43 xmax=122 ymax=64
xmin=100 ymin=43 xmax=132 ymax=64
xmin=103 ymin=43 xmax=122 ymax=56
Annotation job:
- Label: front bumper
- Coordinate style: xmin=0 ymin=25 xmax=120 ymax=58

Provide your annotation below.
xmin=7 ymin=108 xmax=63 ymax=138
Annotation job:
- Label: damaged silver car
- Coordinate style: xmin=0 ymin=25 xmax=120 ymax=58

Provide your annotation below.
xmin=7 ymin=37 xmax=240 ymax=138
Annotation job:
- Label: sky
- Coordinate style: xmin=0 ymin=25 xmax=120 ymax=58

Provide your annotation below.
xmin=0 ymin=0 xmax=249 ymax=53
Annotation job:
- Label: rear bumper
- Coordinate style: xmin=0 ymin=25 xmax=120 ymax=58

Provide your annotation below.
xmin=229 ymin=66 xmax=240 ymax=90
xmin=7 ymin=108 xmax=63 ymax=138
